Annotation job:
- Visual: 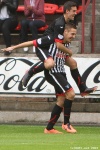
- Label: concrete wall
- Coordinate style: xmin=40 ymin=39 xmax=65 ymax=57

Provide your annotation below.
xmin=0 ymin=111 xmax=99 ymax=126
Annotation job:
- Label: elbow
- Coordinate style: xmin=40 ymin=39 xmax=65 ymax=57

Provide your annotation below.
xmin=56 ymin=42 xmax=61 ymax=49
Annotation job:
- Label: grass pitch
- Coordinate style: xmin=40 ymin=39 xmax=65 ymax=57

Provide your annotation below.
xmin=0 ymin=125 xmax=99 ymax=150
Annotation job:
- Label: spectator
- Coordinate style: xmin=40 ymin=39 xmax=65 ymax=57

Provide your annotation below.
xmin=45 ymin=0 xmax=59 ymax=5
xmin=44 ymin=0 xmax=80 ymax=5
xmin=20 ymin=0 xmax=46 ymax=52
xmin=0 ymin=0 xmax=19 ymax=56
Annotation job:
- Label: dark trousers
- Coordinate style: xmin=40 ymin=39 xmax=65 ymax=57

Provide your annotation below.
xmin=20 ymin=19 xmax=45 ymax=42
xmin=0 ymin=18 xmax=18 ymax=47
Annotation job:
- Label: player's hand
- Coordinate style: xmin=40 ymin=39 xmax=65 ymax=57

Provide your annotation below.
xmin=1 ymin=46 xmax=14 ymax=52
xmin=27 ymin=6 xmax=32 ymax=10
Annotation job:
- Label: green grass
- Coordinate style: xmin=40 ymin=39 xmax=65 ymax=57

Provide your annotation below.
xmin=0 ymin=125 xmax=99 ymax=150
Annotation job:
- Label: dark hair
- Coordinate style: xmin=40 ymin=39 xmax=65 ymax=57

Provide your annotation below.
xmin=63 ymin=1 xmax=77 ymax=14
xmin=65 ymin=22 xmax=77 ymax=30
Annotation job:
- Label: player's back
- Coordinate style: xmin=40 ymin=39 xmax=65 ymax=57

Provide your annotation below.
xmin=43 ymin=15 xmax=66 ymax=36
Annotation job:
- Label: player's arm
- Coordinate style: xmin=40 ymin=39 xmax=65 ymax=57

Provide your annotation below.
xmin=54 ymin=24 xmax=72 ymax=56
xmin=56 ymin=42 xmax=72 ymax=56
xmin=1 ymin=41 xmax=34 ymax=52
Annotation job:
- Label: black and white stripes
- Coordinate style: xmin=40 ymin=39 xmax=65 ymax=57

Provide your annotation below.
xmin=48 ymin=43 xmax=69 ymax=74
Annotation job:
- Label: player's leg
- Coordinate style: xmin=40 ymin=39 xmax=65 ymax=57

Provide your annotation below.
xmin=22 ymin=61 xmax=45 ymax=87
xmin=44 ymin=71 xmax=76 ymax=133
xmin=36 ymin=46 xmax=55 ymax=70
xmin=36 ymin=35 xmax=54 ymax=47
xmin=22 ymin=35 xmax=55 ymax=87
xmin=33 ymin=35 xmax=55 ymax=70
xmin=65 ymin=56 xmax=97 ymax=96
xmin=44 ymin=96 xmax=64 ymax=134
xmin=44 ymin=72 xmax=65 ymax=134
xmin=62 ymin=90 xmax=77 ymax=133
xmin=21 ymin=56 xmax=54 ymax=87
xmin=54 ymin=73 xmax=77 ymax=133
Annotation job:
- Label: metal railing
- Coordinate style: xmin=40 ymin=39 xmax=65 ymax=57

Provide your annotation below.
xmin=81 ymin=0 xmax=95 ymax=53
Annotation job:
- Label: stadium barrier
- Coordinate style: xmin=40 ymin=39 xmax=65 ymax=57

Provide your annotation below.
xmin=0 ymin=56 xmax=99 ymax=99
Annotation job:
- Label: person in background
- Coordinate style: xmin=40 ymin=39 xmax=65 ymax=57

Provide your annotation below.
xmin=44 ymin=0 xmax=66 ymax=5
xmin=20 ymin=0 xmax=46 ymax=52
xmin=0 ymin=0 xmax=19 ymax=56
xmin=44 ymin=0 xmax=81 ymax=6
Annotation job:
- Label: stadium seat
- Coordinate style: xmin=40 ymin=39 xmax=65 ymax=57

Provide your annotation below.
xmin=76 ymin=6 xmax=82 ymax=14
xmin=44 ymin=3 xmax=58 ymax=14
xmin=16 ymin=5 xmax=48 ymax=32
xmin=15 ymin=23 xmax=48 ymax=32
xmin=56 ymin=6 xmax=63 ymax=14
xmin=38 ymin=24 xmax=48 ymax=31
xmin=15 ymin=23 xmax=21 ymax=30
xmin=17 ymin=6 xmax=24 ymax=12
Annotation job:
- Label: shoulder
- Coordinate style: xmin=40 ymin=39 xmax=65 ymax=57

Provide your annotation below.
xmin=55 ymin=16 xmax=65 ymax=26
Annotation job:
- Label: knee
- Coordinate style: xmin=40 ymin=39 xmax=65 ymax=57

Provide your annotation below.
xmin=68 ymin=59 xmax=77 ymax=69
xmin=29 ymin=21 xmax=34 ymax=26
xmin=2 ymin=24 xmax=8 ymax=32
xmin=44 ymin=58 xmax=55 ymax=70
xmin=71 ymin=60 xmax=77 ymax=69
xmin=29 ymin=21 xmax=37 ymax=30
xmin=65 ymin=90 xmax=75 ymax=100
xmin=57 ymin=96 xmax=65 ymax=107
xmin=21 ymin=20 xmax=27 ymax=26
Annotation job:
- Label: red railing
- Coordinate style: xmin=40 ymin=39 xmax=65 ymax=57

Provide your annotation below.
xmin=91 ymin=0 xmax=96 ymax=53
xmin=81 ymin=0 xmax=95 ymax=53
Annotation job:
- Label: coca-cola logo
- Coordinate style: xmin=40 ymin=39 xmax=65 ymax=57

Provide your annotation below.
xmin=0 ymin=57 xmax=99 ymax=95
xmin=82 ymin=61 xmax=100 ymax=83
xmin=0 ymin=58 xmax=47 ymax=93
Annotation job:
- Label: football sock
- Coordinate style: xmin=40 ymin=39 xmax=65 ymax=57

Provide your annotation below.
xmin=71 ymin=68 xmax=87 ymax=92
xmin=64 ymin=99 xmax=72 ymax=124
xmin=46 ymin=104 xmax=63 ymax=130
xmin=28 ymin=61 xmax=45 ymax=76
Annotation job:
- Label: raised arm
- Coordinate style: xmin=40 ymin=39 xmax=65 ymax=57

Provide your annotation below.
xmin=1 ymin=41 xmax=33 ymax=52
xmin=54 ymin=23 xmax=72 ymax=56
xmin=56 ymin=42 xmax=72 ymax=56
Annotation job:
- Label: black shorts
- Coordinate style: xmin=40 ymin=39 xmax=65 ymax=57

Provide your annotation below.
xmin=36 ymin=46 xmax=52 ymax=62
xmin=44 ymin=70 xmax=73 ymax=96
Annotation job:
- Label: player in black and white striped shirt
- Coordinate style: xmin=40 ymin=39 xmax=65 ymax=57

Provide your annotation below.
xmin=46 ymin=43 xmax=70 ymax=74
xmin=43 ymin=23 xmax=77 ymax=133
xmin=1 ymin=23 xmax=77 ymax=133
xmin=17 ymin=23 xmax=75 ymax=133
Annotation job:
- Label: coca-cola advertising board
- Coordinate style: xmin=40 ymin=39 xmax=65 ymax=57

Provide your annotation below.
xmin=0 ymin=57 xmax=99 ymax=97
